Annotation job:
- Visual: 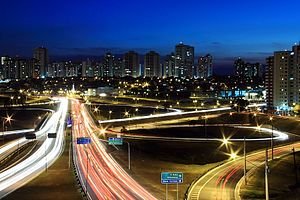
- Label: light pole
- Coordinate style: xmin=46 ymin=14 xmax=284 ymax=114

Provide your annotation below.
xmin=265 ymin=146 xmax=269 ymax=200
xmin=2 ymin=115 xmax=12 ymax=144
xmin=109 ymin=110 xmax=112 ymax=120
xmin=269 ymin=116 xmax=274 ymax=160
xmin=193 ymin=100 xmax=198 ymax=111
xmin=244 ymin=137 xmax=247 ymax=185
xmin=203 ymin=115 xmax=207 ymax=138
xmin=125 ymin=141 xmax=131 ymax=170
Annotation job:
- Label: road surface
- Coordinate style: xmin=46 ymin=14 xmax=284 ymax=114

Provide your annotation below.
xmin=72 ymin=99 xmax=156 ymax=200
xmin=0 ymin=98 xmax=68 ymax=198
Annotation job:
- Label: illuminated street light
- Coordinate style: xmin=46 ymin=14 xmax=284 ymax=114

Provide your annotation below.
xmin=222 ymin=138 xmax=229 ymax=146
xmin=2 ymin=115 xmax=13 ymax=144
xmin=100 ymin=129 xmax=106 ymax=135
xmin=109 ymin=110 xmax=112 ymax=120
xmin=230 ymin=152 xmax=237 ymax=160
xmin=124 ymin=111 xmax=129 ymax=118
xmin=94 ymin=107 xmax=99 ymax=113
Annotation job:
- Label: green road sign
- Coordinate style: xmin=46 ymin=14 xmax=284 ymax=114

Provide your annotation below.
xmin=108 ymin=137 xmax=123 ymax=145
xmin=161 ymin=172 xmax=183 ymax=184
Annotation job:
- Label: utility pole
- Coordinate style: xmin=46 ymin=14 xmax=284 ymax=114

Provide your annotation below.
xmin=265 ymin=147 xmax=269 ymax=200
xmin=244 ymin=137 xmax=247 ymax=185
xmin=127 ymin=142 xmax=131 ymax=170
xmin=293 ymin=147 xmax=298 ymax=184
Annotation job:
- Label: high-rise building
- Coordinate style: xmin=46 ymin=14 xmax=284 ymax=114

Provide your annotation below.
xmin=33 ymin=47 xmax=49 ymax=78
xmin=102 ymin=52 xmax=114 ymax=77
xmin=123 ymin=51 xmax=139 ymax=77
xmin=265 ymin=44 xmax=300 ymax=110
xmin=82 ymin=58 xmax=93 ymax=77
xmin=144 ymin=51 xmax=160 ymax=77
xmin=0 ymin=56 xmax=12 ymax=79
xmin=48 ymin=62 xmax=65 ymax=77
xmin=234 ymin=58 xmax=261 ymax=79
xmin=114 ymin=57 xmax=123 ymax=77
xmin=163 ymin=53 xmax=176 ymax=77
xmin=175 ymin=43 xmax=194 ymax=77
xmin=198 ymin=54 xmax=213 ymax=78
xmin=265 ymin=56 xmax=274 ymax=109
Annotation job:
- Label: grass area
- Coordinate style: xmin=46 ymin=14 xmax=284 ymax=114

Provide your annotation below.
xmin=240 ymin=152 xmax=300 ymax=199
xmin=4 ymin=128 xmax=82 ymax=200
xmin=111 ymin=147 xmax=223 ymax=199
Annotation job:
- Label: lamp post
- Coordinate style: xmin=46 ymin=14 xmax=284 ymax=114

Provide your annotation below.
xmin=269 ymin=116 xmax=274 ymax=160
xmin=203 ymin=115 xmax=207 ymax=138
xmin=193 ymin=100 xmax=198 ymax=111
xmin=109 ymin=110 xmax=112 ymax=120
xmin=2 ymin=115 xmax=12 ymax=144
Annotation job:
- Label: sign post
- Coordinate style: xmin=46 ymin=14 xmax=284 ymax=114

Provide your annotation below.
xmin=161 ymin=172 xmax=183 ymax=200
xmin=76 ymin=137 xmax=91 ymax=196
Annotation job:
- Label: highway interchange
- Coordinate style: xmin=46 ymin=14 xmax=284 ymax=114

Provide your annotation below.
xmin=0 ymin=98 xmax=298 ymax=199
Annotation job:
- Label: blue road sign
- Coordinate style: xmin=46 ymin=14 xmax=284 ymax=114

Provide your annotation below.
xmin=77 ymin=137 xmax=91 ymax=144
xmin=67 ymin=116 xmax=72 ymax=127
xmin=108 ymin=137 xmax=123 ymax=145
xmin=161 ymin=172 xmax=183 ymax=184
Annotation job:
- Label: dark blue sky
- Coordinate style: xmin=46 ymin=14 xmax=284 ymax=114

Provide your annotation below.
xmin=1 ymin=0 xmax=300 ymax=73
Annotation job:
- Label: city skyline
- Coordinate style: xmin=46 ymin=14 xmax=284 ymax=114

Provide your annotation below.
xmin=1 ymin=0 xmax=300 ymax=74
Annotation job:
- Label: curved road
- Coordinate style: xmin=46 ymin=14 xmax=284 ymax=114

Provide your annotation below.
xmin=187 ymin=141 xmax=300 ymax=200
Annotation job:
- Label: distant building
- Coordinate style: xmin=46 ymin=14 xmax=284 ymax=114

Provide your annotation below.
xmin=114 ymin=57 xmax=123 ymax=77
xmin=175 ymin=43 xmax=194 ymax=77
xmin=48 ymin=62 xmax=65 ymax=77
xmin=33 ymin=47 xmax=49 ymax=78
xmin=163 ymin=53 xmax=176 ymax=77
xmin=123 ymin=51 xmax=139 ymax=77
xmin=82 ymin=58 xmax=93 ymax=77
xmin=234 ymin=58 xmax=261 ymax=79
xmin=265 ymin=44 xmax=300 ymax=111
xmin=144 ymin=51 xmax=160 ymax=77
xmin=265 ymin=56 xmax=274 ymax=109
xmin=197 ymin=54 xmax=213 ymax=78
xmin=102 ymin=52 xmax=114 ymax=77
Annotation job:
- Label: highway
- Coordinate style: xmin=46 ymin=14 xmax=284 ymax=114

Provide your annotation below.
xmin=0 ymin=98 xmax=68 ymax=198
xmin=187 ymin=139 xmax=300 ymax=200
xmin=72 ymin=99 xmax=157 ymax=200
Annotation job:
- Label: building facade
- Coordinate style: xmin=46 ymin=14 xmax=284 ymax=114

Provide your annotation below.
xmin=144 ymin=51 xmax=160 ymax=77
xmin=123 ymin=51 xmax=139 ymax=77
xmin=33 ymin=47 xmax=49 ymax=78
xmin=175 ymin=43 xmax=194 ymax=77
xmin=266 ymin=44 xmax=300 ymax=110
xmin=197 ymin=54 xmax=213 ymax=78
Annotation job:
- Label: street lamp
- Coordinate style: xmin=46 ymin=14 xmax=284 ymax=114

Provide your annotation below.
xmin=193 ymin=100 xmax=198 ymax=111
xmin=109 ymin=110 xmax=112 ymax=120
xmin=203 ymin=115 xmax=207 ymax=138
xmin=2 ymin=115 xmax=12 ymax=144
xmin=269 ymin=116 xmax=274 ymax=160
xmin=124 ymin=111 xmax=129 ymax=118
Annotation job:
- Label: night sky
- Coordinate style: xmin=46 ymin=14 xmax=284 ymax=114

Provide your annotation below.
xmin=1 ymin=0 xmax=300 ymax=74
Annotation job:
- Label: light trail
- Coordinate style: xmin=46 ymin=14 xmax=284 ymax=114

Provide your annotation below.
xmin=0 ymin=98 xmax=68 ymax=198
xmin=107 ymin=125 xmax=289 ymax=143
xmin=72 ymin=99 xmax=157 ymax=200
xmin=99 ymin=107 xmax=232 ymax=124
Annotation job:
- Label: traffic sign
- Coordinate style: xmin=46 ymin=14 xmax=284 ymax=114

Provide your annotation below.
xmin=25 ymin=133 xmax=36 ymax=140
xmin=161 ymin=172 xmax=183 ymax=184
xmin=108 ymin=137 xmax=123 ymax=145
xmin=67 ymin=116 xmax=72 ymax=127
xmin=77 ymin=137 xmax=91 ymax=144
xmin=48 ymin=133 xmax=57 ymax=138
